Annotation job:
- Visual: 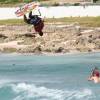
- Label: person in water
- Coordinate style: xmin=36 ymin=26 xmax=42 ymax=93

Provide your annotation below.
xmin=24 ymin=10 xmax=44 ymax=36
xmin=88 ymin=67 xmax=100 ymax=83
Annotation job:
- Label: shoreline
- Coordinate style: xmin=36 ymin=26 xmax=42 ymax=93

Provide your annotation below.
xmin=0 ymin=51 xmax=100 ymax=56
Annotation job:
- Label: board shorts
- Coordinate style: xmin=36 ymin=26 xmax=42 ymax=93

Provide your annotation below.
xmin=34 ymin=20 xmax=44 ymax=33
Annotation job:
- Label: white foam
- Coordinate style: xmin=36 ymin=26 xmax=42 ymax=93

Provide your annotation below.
xmin=7 ymin=83 xmax=93 ymax=100
xmin=74 ymin=89 xmax=92 ymax=99
xmin=12 ymin=83 xmax=64 ymax=100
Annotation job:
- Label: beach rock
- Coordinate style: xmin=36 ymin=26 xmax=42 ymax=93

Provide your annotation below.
xmin=55 ymin=47 xmax=64 ymax=53
xmin=76 ymin=37 xmax=87 ymax=45
xmin=88 ymin=35 xmax=93 ymax=38
xmin=34 ymin=46 xmax=42 ymax=54
xmin=77 ymin=33 xmax=82 ymax=36
xmin=0 ymin=34 xmax=8 ymax=39
xmin=0 ymin=24 xmax=100 ymax=53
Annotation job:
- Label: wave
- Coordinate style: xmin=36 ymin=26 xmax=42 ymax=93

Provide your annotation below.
xmin=0 ymin=83 xmax=94 ymax=100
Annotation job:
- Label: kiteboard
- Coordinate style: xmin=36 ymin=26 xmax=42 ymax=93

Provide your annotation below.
xmin=15 ymin=2 xmax=39 ymax=17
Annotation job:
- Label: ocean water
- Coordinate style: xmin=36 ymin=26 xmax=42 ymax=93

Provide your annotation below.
xmin=0 ymin=53 xmax=100 ymax=100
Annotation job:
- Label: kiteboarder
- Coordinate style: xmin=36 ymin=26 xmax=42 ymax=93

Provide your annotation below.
xmin=24 ymin=10 xmax=44 ymax=36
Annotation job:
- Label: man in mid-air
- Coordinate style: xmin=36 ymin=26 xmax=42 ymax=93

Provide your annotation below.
xmin=24 ymin=10 xmax=44 ymax=36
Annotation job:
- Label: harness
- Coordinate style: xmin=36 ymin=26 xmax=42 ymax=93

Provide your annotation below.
xmin=30 ymin=16 xmax=41 ymax=25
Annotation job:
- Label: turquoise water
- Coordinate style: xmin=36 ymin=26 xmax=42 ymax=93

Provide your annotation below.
xmin=0 ymin=53 xmax=100 ymax=100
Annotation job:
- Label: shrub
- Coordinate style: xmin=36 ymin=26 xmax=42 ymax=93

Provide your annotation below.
xmin=53 ymin=2 xmax=59 ymax=6
xmin=74 ymin=3 xmax=80 ymax=6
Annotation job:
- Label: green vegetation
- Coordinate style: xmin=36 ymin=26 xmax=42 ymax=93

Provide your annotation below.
xmin=0 ymin=0 xmax=19 ymax=4
xmin=0 ymin=0 xmax=100 ymax=7
xmin=93 ymin=0 xmax=98 ymax=3
xmin=0 ymin=19 xmax=24 ymax=25
xmin=45 ymin=17 xmax=100 ymax=27
xmin=0 ymin=0 xmax=44 ymax=3
xmin=0 ymin=17 xmax=100 ymax=27
xmin=0 ymin=0 xmax=36 ymax=7
xmin=95 ymin=0 xmax=100 ymax=3
xmin=0 ymin=0 xmax=30 ymax=3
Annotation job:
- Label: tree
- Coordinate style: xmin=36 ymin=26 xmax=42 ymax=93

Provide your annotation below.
xmin=93 ymin=0 xmax=98 ymax=3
